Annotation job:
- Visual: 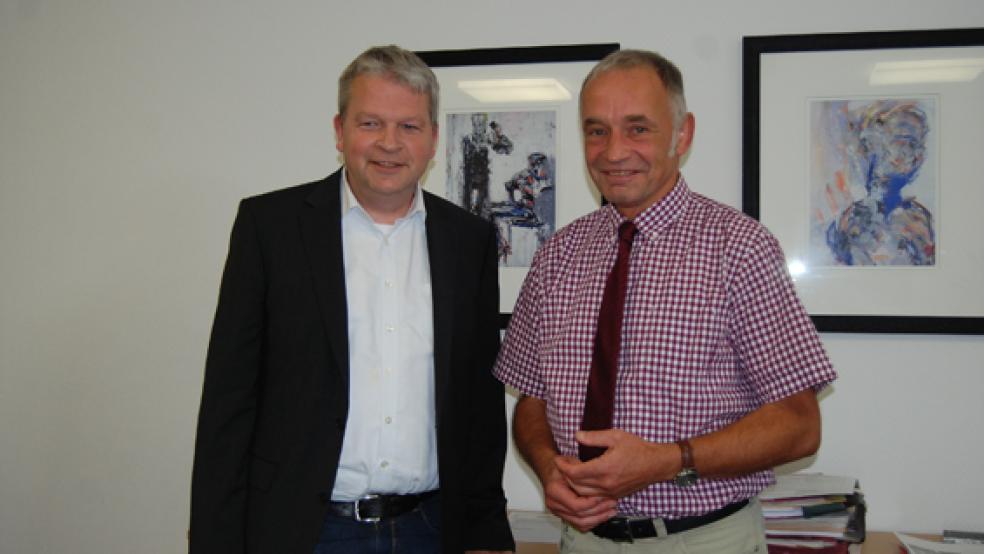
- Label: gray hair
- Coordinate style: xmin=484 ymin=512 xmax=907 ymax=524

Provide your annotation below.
xmin=581 ymin=49 xmax=688 ymax=130
xmin=338 ymin=45 xmax=440 ymax=125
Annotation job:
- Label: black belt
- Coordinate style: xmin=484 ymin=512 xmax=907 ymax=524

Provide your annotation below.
xmin=327 ymin=490 xmax=438 ymax=523
xmin=591 ymin=499 xmax=749 ymax=542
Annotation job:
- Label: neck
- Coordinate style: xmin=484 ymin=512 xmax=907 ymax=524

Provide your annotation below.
xmin=362 ymin=195 xmax=414 ymax=225
xmin=345 ymin=173 xmax=416 ymax=225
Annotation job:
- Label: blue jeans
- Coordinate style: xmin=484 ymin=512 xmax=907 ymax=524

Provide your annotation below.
xmin=313 ymin=494 xmax=442 ymax=554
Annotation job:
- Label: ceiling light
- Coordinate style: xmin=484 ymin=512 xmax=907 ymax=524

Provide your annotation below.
xmin=457 ymin=78 xmax=571 ymax=103
xmin=870 ymin=58 xmax=984 ymax=85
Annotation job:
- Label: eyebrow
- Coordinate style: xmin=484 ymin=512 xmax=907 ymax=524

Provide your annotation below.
xmin=582 ymin=114 xmax=657 ymax=126
xmin=352 ymin=110 xmax=427 ymax=122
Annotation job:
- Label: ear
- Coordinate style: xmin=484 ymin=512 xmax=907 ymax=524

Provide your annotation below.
xmin=333 ymin=114 xmax=344 ymax=153
xmin=429 ymin=122 xmax=439 ymax=158
xmin=674 ymin=112 xmax=696 ymax=158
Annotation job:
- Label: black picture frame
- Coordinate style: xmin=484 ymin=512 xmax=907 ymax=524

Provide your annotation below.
xmin=417 ymin=44 xmax=619 ymax=329
xmin=743 ymin=29 xmax=984 ymax=335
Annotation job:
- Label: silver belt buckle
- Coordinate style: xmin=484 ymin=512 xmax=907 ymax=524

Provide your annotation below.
xmin=354 ymin=493 xmax=381 ymax=523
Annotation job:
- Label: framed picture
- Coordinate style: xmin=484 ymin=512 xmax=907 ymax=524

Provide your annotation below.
xmin=417 ymin=44 xmax=619 ymax=325
xmin=743 ymin=29 xmax=984 ymax=334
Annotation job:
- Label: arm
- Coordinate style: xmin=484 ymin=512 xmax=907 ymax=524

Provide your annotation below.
xmin=462 ymin=223 xmax=515 ymax=552
xmin=557 ymin=388 xmax=821 ymax=499
xmin=514 ymin=396 xmax=617 ymax=532
xmin=557 ymin=215 xmax=834 ymax=503
xmin=189 ymin=201 xmax=265 ymax=553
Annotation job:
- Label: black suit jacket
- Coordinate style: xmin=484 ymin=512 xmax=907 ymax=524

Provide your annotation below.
xmin=190 ymin=170 xmax=514 ymax=553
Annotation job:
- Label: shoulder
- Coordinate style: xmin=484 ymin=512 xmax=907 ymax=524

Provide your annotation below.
xmin=685 ymin=192 xmax=777 ymax=248
xmin=240 ymin=171 xmax=341 ymax=215
xmin=423 ymin=190 xmax=494 ymax=236
xmin=535 ymin=207 xmax=608 ymax=264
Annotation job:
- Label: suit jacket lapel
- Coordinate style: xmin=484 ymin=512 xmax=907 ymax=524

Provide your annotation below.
xmin=299 ymin=171 xmax=350 ymax=389
xmin=424 ymin=194 xmax=456 ymax=422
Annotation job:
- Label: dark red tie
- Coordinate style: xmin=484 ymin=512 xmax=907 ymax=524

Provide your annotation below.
xmin=579 ymin=221 xmax=637 ymax=461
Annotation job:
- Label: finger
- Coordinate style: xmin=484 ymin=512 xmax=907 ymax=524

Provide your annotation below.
xmin=545 ymin=483 xmax=605 ymax=513
xmin=548 ymin=497 xmax=617 ymax=533
xmin=568 ymin=480 xmax=610 ymax=498
xmin=575 ymin=497 xmax=617 ymax=517
xmin=554 ymin=455 xmax=591 ymax=483
xmin=545 ymin=478 xmax=615 ymax=512
xmin=556 ymin=454 xmax=609 ymax=484
xmin=553 ymin=455 xmax=582 ymax=470
xmin=553 ymin=507 xmax=613 ymax=532
xmin=553 ymin=455 xmax=582 ymax=476
xmin=575 ymin=429 xmax=618 ymax=448
xmin=565 ymin=509 xmax=619 ymax=533
xmin=555 ymin=453 xmax=607 ymax=476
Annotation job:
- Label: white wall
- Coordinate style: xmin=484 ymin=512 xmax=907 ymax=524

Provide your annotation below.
xmin=2 ymin=1 xmax=982 ymax=551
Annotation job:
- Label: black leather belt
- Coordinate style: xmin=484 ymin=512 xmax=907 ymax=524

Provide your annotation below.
xmin=591 ymin=499 xmax=749 ymax=542
xmin=327 ymin=490 xmax=438 ymax=523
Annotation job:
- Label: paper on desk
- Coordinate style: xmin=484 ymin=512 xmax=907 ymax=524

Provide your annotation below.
xmin=896 ymin=533 xmax=984 ymax=554
xmin=764 ymin=512 xmax=852 ymax=538
xmin=760 ymin=473 xmax=858 ymax=500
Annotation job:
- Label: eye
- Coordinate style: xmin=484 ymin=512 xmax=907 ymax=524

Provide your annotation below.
xmin=629 ymin=125 xmax=649 ymax=135
xmin=584 ymin=127 xmax=607 ymax=137
xmin=359 ymin=119 xmax=380 ymax=129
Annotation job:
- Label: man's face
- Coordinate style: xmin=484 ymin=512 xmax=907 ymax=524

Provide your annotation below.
xmin=580 ymin=67 xmax=694 ymax=219
xmin=334 ymin=74 xmax=437 ymax=213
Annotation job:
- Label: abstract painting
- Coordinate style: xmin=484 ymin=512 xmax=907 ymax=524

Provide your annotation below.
xmin=446 ymin=110 xmax=557 ymax=267
xmin=809 ymin=97 xmax=938 ymax=267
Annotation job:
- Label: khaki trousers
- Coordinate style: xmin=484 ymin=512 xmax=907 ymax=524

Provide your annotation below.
xmin=559 ymin=498 xmax=767 ymax=554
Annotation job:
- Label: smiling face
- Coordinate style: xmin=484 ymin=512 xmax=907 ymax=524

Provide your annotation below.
xmin=334 ymin=73 xmax=437 ymax=222
xmin=580 ymin=67 xmax=694 ymax=219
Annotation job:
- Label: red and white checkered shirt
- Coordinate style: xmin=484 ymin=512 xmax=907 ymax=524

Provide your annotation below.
xmin=494 ymin=177 xmax=836 ymax=519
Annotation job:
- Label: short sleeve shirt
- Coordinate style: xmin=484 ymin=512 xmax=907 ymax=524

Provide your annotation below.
xmin=494 ymin=177 xmax=837 ymax=518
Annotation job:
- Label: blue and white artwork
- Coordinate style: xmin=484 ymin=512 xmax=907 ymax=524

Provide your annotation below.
xmin=446 ymin=110 xmax=556 ymax=267
xmin=809 ymin=98 xmax=938 ymax=267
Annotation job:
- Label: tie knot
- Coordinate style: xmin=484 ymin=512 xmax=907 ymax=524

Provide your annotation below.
xmin=618 ymin=221 xmax=637 ymax=243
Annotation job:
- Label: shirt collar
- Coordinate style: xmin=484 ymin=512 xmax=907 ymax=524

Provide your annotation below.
xmin=340 ymin=169 xmax=427 ymax=224
xmin=601 ymin=174 xmax=690 ymax=240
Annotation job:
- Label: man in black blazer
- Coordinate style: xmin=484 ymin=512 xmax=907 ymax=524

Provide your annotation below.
xmin=190 ymin=45 xmax=514 ymax=554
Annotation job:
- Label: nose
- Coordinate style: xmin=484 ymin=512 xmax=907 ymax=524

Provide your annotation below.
xmin=603 ymin=131 xmax=630 ymax=162
xmin=377 ymin=124 xmax=400 ymax=151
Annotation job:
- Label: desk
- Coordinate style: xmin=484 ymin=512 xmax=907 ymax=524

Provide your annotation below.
xmin=860 ymin=532 xmax=904 ymax=554
xmin=858 ymin=531 xmax=941 ymax=553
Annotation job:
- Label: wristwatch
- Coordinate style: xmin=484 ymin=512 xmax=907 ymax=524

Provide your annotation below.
xmin=673 ymin=438 xmax=698 ymax=487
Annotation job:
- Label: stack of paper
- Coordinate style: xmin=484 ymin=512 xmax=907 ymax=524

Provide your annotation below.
xmin=760 ymin=473 xmax=866 ymax=553
xmin=897 ymin=533 xmax=984 ymax=554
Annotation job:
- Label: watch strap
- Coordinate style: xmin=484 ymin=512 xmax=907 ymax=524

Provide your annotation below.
xmin=676 ymin=438 xmax=694 ymax=471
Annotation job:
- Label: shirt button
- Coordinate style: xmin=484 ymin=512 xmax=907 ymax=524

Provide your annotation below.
xmin=385 ymin=326 xmax=395 ymax=333
xmin=380 ymin=461 xmax=389 ymax=468
xmin=384 ymin=280 xmax=394 ymax=288
xmin=385 ymin=416 xmax=392 ymax=424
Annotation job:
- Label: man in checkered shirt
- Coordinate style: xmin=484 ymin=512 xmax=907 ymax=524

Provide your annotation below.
xmin=494 ymin=49 xmax=837 ymax=553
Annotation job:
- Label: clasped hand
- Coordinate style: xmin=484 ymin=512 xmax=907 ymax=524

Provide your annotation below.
xmin=543 ymin=429 xmax=680 ymax=532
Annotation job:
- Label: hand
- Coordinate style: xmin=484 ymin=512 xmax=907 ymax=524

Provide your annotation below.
xmin=555 ymin=429 xmax=679 ymax=500
xmin=542 ymin=455 xmax=617 ymax=532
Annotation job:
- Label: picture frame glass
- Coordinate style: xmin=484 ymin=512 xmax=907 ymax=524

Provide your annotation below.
xmin=419 ymin=47 xmax=617 ymax=313
xmin=748 ymin=35 xmax=984 ymax=327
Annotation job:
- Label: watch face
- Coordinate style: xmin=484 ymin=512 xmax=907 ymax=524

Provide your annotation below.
xmin=674 ymin=468 xmax=698 ymax=487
